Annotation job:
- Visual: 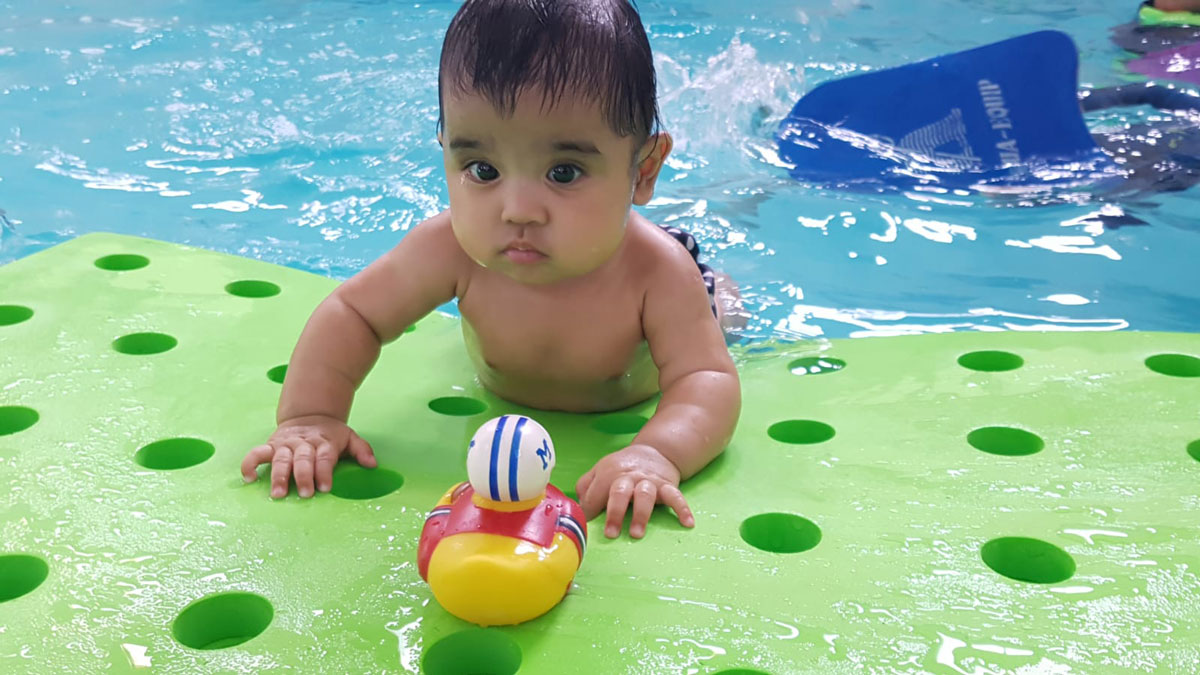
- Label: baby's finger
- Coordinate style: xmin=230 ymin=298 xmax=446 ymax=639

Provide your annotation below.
xmin=314 ymin=442 xmax=338 ymax=493
xmin=604 ymin=477 xmax=635 ymax=538
xmin=575 ymin=470 xmax=594 ymax=498
xmin=292 ymin=442 xmax=316 ymax=498
xmin=659 ymin=484 xmax=695 ymax=528
xmin=348 ymin=431 xmax=377 ymax=468
xmin=269 ymin=446 xmax=294 ymax=499
xmin=576 ymin=470 xmax=602 ymax=520
xmin=241 ymin=445 xmax=274 ymax=483
xmin=628 ymin=479 xmax=658 ymax=539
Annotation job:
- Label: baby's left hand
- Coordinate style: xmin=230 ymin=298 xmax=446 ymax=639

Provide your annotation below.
xmin=575 ymin=444 xmax=695 ymax=539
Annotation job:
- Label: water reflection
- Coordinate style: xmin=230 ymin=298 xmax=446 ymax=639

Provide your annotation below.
xmin=2 ymin=4 xmax=1197 ymax=338
xmin=773 ymin=304 xmax=1128 ymax=339
xmin=120 ymin=643 xmax=152 ymax=668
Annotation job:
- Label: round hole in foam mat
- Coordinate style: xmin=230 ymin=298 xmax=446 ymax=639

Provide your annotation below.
xmin=134 ymin=438 xmax=215 ymax=470
xmin=328 ymin=464 xmax=404 ymax=500
xmin=592 ymin=413 xmax=648 ymax=435
xmin=428 ymin=396 xmax=488 ymax=416
xmin=1188 ymin=440 xmax=1200 ymax=463
xmin=967 ymin=426 xmax=1044 ymax=456
xmin=172 ymin=592 xmax=273 ymax=650
xmin=1145 ymin=353 xmax=1200 ymax=378
xmin=980 ymin=536 xmax=1075 ymax=584
xmin=0 ymin=406 xmax=39 ymax=437
xmin=225 ymin=280 xmax=281 ymax=298
xmin=739 ymin=513 xmax=822 ymax=554
xmin=0 ymin=304 xmax=34 ymax=327
xmin=113 ymin=332 xmax=177 ymax=355
xmin=957 ymin=350 xmax=1024 ymax=372
xmin=422 ymin=628 xmax=522 ymax=675
xmin=767 ymin=420 xmax=835 ymax=445
xmin=94 ymin=253 xmax=149 ymax=271
xmin=266 ymin=365 xmax=287 ymax=384
xmin=0 ymin=554 xmax=49 ymax=602
xmin=787 ymin=356 xmax=846 ymax=376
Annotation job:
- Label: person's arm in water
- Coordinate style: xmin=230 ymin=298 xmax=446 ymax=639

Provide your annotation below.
xmin=240 ymin=211 xmax=463 ymax=497
xmin=575 ymin=242 xmax=741 ymax=539
xmin=1154 ymin=0 xmax=1200 ymax=12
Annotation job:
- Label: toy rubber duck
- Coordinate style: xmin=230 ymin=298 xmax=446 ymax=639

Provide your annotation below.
xmin=417 ymin=415 xmax=587 ymax=626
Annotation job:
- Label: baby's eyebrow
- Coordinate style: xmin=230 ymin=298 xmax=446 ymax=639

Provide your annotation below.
xmin=447 ymin=137 xmax=484 ymax=150
xmin=551 ymin=140 xmax=600 ymax=155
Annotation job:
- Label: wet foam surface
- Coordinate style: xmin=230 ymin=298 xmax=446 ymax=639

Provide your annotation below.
xmin=2 ymin=233 xmax=1198 ymax=672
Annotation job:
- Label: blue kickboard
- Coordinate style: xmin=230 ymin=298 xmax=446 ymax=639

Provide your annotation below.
xmin=776 ymin=31 xmax=1115 ymax=190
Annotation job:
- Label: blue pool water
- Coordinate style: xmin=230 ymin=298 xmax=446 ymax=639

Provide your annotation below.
xmin=1 ymin=0 xmax=1197 ymax=340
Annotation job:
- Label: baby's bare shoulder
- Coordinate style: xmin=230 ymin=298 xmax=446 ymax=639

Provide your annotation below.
xmin=406 ymin=210 xmax=460 ymax=251
xmin=345 ymin=210 xmax=470 ymax=304
xmin=330 ymin=210 xmax=467 ymax=342
xmin=625 ymin=214 xmax=701 ymax=278
xmin=378 ymin=211 xmax=470 ymax=272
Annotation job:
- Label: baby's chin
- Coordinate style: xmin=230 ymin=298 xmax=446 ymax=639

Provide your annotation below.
xmin=501 ymin=262 xmax=605 ymax=287
xmin=485 ymin=257 xmax=562 ymax=284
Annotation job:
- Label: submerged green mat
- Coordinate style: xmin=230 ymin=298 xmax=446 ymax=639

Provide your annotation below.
xmin=2 ymin=233 xmax=1199 ymax=673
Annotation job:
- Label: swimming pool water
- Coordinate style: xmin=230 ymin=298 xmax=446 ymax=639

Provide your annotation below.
xmin=1 ymin=0 xmax=1197 ymax=340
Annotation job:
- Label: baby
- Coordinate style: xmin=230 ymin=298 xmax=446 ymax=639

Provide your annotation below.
xmin=240 ymin=0 xmax=741 ymax=539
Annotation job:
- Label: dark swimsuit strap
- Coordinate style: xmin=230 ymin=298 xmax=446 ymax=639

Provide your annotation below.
xmin=657 ymin=224 xmax=719 ymax=318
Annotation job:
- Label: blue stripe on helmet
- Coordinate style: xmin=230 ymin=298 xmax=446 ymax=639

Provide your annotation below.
xmin=488 ymin=415 xmax=508 ymax=501
xmin=508 ymin=416 xmax=527 ymax=501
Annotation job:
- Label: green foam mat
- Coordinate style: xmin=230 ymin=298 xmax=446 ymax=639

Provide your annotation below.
xmin=2 ymin=233 xmax=1199 ymax=673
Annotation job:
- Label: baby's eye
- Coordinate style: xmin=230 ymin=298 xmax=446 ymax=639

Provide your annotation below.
xmin=548 ymin=164 xmax=583 ymax=185
xmin=466 ymin=161 xmax=499 ymax=182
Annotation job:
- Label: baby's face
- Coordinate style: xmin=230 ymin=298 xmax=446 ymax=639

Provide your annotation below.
xmin=440 ymin=88 xmax=643 ymax=285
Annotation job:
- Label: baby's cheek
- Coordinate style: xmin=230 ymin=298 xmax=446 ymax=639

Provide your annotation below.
xmin=576 ymin=190 xmax=627 ymax=230
xmin=448 ymin=215 xmax=488 ymax=261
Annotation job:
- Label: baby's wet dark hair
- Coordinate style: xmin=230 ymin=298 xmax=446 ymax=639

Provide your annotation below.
xmin=438 ymin=0 xmax=662 ymax=144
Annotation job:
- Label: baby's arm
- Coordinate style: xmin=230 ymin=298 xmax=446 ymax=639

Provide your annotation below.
xmin=576 ymin=245 xmax=740 ymax=538
xmin=241 ymin=211 xmax=465 ymax=497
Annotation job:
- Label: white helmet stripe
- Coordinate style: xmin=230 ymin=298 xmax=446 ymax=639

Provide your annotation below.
xmin=486 ymin=415 xmax=510 ymax=501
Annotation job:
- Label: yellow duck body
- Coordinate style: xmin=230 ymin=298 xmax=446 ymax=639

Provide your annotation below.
xmin=418 ymin=482 xmax=587 ymax=626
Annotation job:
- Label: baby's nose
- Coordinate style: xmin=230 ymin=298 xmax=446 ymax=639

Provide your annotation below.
xmin=501 ymin=181 xmax=548 ymax=226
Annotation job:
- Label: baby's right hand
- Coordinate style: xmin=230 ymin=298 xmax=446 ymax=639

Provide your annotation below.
xmin=240 ymin=415 xmax=377 ymax=499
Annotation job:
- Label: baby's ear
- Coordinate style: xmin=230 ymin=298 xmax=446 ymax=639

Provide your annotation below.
xmin=632 ymin=132 xmax=674 ymax=205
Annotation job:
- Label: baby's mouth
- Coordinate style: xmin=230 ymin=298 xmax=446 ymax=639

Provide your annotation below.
xmin=502 ymin=241 xmax=547 ymax=264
